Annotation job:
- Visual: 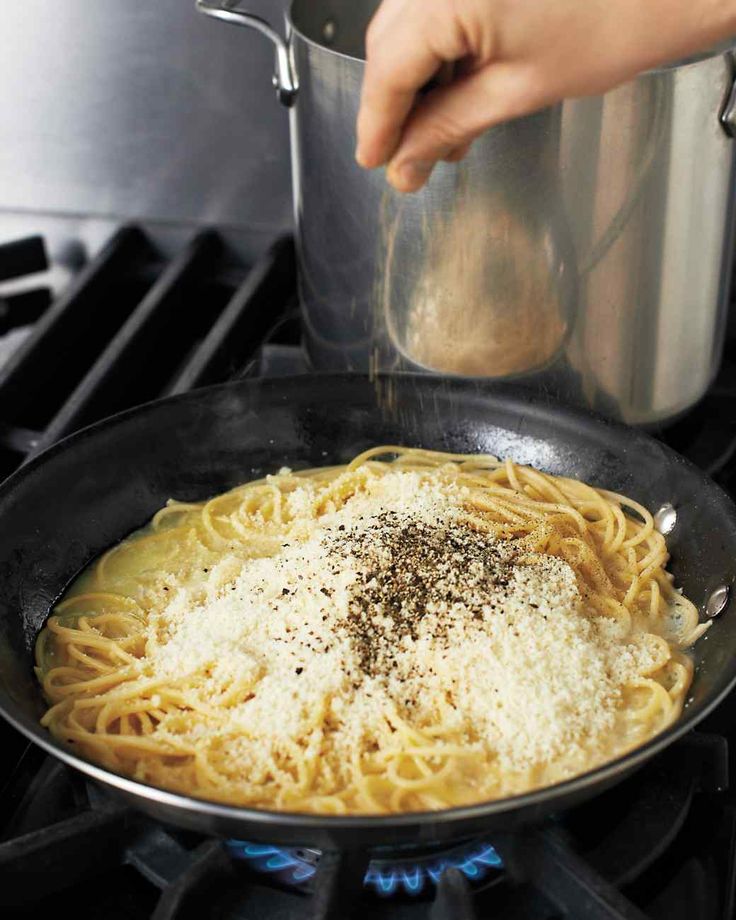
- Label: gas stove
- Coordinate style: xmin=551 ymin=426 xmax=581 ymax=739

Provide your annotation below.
xmin=0 ymin=227 xmax=734 ymax=920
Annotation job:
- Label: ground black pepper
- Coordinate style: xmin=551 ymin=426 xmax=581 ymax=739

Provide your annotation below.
xmin=325 ymin=511 xmax=519 ymax=678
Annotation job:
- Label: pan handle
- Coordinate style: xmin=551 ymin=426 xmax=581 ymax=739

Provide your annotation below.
xmin=195 ymin=0 xmax=299 ymax=107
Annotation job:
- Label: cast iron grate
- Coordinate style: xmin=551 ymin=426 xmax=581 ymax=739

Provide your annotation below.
xmin=0 ymin=226 xmax=297 ymax=476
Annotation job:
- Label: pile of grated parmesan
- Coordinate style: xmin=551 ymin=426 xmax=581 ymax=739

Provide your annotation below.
xmin=142 ymin=471 xmax=660 ymax=778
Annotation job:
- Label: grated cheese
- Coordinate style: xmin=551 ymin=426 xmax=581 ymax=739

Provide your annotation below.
xmin=140 ymin=471 xmax=659 ymax=778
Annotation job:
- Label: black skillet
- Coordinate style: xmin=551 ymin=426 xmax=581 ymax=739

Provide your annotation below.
xmin=0 ymin=374 xmax=734 ymax=850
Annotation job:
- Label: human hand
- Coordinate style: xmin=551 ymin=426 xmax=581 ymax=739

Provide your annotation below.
xmin=356 ymin=0 xmax=736 ymax=192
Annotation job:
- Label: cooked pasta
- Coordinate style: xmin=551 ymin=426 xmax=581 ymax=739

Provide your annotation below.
xmin=35 ymin=447 xmax=704 ymax=814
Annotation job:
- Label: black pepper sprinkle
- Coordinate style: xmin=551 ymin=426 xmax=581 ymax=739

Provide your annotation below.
xmin=326 ymin=511 xmax=520 ymax=679
xmin=295 ymin=667 xmax=303 ymax=675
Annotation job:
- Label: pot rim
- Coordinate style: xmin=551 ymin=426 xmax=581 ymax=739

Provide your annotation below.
xmin=287 ymin=7 xmax=735 ymax=75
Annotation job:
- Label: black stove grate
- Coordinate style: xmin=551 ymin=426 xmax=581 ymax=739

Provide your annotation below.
xmin=0 ymin=225 xmax=296 ymax=476
xmin=0 ymin=226 xmax=735 ymax=920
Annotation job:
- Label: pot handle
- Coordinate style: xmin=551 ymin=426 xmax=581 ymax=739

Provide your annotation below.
xmin=720 ymin=52 xmax=736 ymax=137
xmin=195 ymin=0 xmax=298 ymax=107
xmin=722 ymin=78 xmax=736 ymax=137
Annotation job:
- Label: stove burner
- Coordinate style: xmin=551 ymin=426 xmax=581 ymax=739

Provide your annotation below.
xmin=226 ymin=838 xmax=504 ymax=897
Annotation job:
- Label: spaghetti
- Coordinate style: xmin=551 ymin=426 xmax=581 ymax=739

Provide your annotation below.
xmin=35 ymin=448 xmax=705 ymax=814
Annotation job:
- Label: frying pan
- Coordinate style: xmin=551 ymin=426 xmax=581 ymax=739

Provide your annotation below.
xmin=0 ymin=374 xmax=735 ymax=851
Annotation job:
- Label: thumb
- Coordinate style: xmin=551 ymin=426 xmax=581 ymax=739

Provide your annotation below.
xmin=386 ymin=64 xmax=544 ymax=192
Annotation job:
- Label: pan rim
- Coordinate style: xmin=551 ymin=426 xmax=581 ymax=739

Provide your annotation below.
xmin=1 ymin=674 xmax=731 ymax=832
xmin=1 ymin=371 xmax=735 ymax=833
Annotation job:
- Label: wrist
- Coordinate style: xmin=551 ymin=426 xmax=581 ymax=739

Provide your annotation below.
xmin=634 ymin=0 xmax=736 ymax=63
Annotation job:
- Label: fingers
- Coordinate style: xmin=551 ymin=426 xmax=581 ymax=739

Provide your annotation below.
xmin=443 ymin=142 xmax=471 ymax=163
xmin=355 ymin=0 xmax=469 ymax=169
xmin=386 ymin=64 xmax=546 ymax=192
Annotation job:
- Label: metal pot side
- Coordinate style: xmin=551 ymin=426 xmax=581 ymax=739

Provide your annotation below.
xmin=199 ymin=1 xmax=736 ymax=426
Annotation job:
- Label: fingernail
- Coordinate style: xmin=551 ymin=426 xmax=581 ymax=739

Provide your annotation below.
xmin=389 ymin=160 xmax=434 ymax=192
xmin=355 ymin=145 xmax=370 ymax=168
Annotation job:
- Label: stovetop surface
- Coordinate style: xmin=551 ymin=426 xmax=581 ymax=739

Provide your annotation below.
xmin=1 ymin=726 xmax=733 ymax=920
xmin=0 ymin=227 xmax=735 ymax=920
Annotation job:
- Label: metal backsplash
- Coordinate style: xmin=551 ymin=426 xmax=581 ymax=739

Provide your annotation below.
xmin=0 ymin=0 xmax=292 ymax=263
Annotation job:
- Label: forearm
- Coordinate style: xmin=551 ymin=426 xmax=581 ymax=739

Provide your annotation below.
xmin=567 ymin=0 xmax=736 ymax=81
xmin=648 ymin=0 xmax=736 ymax=56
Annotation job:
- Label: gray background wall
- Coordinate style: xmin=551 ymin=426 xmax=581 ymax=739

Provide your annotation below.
xmin=0 ymin=0 xmax=293 ymax=263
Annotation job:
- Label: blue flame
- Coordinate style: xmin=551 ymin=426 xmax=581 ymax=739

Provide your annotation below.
xmin=227 ymin=839 xmax=503 ymax=897
xmin=231 ymin=842 xmax=318 ymax=883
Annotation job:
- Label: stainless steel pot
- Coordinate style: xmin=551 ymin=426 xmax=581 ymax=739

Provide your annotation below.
xmin=198 ymin=0 xmax=736 ymax=426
